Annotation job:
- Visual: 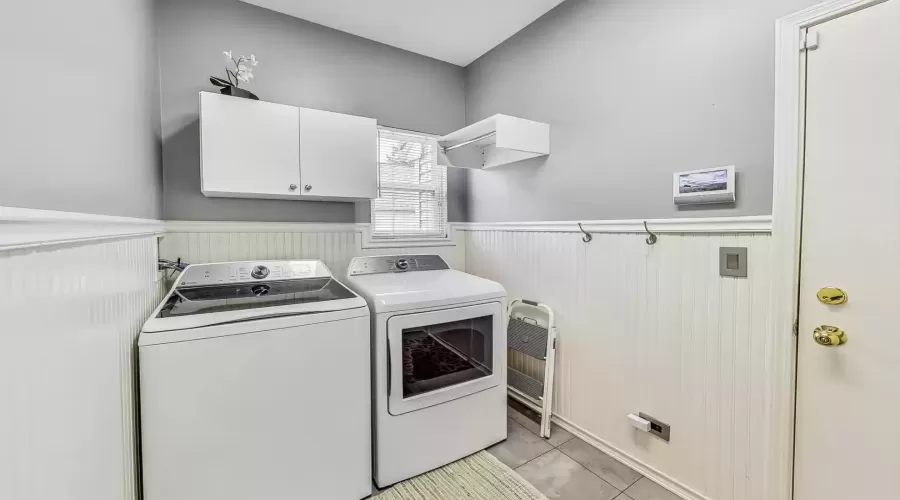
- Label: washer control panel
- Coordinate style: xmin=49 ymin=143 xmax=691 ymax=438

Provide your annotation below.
xmin=348 ymin=255 xmax=450 ymax=276
xmin=177 ymin=260 xmax=332 ymax=287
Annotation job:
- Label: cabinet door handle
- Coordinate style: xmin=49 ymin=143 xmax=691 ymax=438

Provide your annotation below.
xmin=304 ymin=184 xmax=312 ymax=191
xmin=289 ymin=184 xmax=297 ymax=191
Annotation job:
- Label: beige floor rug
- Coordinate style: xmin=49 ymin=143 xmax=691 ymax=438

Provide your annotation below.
xmin=377 ymin=451 xmax=548 ymax=500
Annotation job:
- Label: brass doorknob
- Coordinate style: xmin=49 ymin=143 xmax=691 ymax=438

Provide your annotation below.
xmin=813 ymin=325 xmax=847 ymax=346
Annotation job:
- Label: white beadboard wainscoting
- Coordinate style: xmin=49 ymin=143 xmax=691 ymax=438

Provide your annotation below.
xmin=159 ymin=221 xmax=467 ymax=274
xmin=1 ymin=210 xmax=783 ymax=500
xmin=463 ymin=217 xmax=774 ymax=500
xmin=0 ymin=235 xmax=163 ymax=500
xmin=160 ymin=217 xmax=781 ymax=500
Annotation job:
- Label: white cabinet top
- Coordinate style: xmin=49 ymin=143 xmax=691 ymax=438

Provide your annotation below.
xmin=437 ymin=114 xmax=550 ymax=169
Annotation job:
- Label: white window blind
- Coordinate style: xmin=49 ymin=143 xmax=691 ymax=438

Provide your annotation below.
xmin=371 ymin=128 xmax=448 ymax=240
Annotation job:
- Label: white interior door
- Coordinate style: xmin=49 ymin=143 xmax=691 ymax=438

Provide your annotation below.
xmin=794 ymin=2 xmax=900 ymax=499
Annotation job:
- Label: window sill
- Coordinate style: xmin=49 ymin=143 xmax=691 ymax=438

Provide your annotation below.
xmin=361 ymin=237 xmax=456 ymax=249
xmin=360 ymin=225 xmax=458 ymax=249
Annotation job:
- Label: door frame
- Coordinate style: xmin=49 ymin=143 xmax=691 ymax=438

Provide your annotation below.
xmin=770 ymin=1 xmax=891 ymax=499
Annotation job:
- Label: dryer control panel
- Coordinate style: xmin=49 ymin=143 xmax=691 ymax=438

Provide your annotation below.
xmin=347 ymin=255 xmax=450 ymax=276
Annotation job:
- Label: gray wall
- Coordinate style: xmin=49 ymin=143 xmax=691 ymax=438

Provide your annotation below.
xmin=464 ymin=0 xmax=823 ymax=222
xmin=158 ymin=0 xmax=467 ymax=223
xmin=2 ymin=0 xmax=162 ymax=219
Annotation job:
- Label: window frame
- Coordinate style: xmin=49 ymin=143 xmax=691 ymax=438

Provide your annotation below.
xmin=364 ymin=126 xmax=454 ymax=248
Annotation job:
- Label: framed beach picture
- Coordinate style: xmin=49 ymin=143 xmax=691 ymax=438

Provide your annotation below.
xmin=673 ymin=166 xmax=736 ymax=205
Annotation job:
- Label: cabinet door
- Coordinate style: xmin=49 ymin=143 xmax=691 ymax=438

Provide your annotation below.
xmin=298 ymin=108 xmax=377 ymax=199
xmin=200 ymin=92 xmax=300 ymax=199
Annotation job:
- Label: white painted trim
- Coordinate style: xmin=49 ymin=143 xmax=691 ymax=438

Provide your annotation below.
xmin=361 ymin=237 xmax=457 ymax=249
xmin=163 ymin=220 xmax=361 ymax=233
xmin=771 ymin=2 xmax=887 ymax=500
xmin=360 ymin=225 xmax=458 ymax=249
xmin=378 ymin=124 xmax=441 ymax=139
xmin=1 ymin=211 xmax=769 ymax=252
xmin=163 ymin=220 xmax=460 ymax=249
xmin=163 ymin=217 xmax=769 ymax=236
xmin=162 ymin=217 xmax=769 ymax=238
xmin=0 ymin=206 xmax=164 ymax=251
xmin=1 ymin=209 xmax=770 ymax=252
xmin=457 ymin=215 xmax=771 ymax=233
xmin=552 ymin=415 xmax=705 ymax=500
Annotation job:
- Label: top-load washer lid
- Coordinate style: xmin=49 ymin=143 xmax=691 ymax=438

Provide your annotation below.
xmin=156 ymin=277 xmax=357 ymax=318
xmin=344 ymin=255 xmax=506 ymax=314
xmin=141 ymin=260 xmax=368 ymax=338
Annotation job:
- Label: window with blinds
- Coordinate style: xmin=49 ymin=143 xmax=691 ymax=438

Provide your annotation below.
xmin=371 ymin=128 xmax=448 ymax=241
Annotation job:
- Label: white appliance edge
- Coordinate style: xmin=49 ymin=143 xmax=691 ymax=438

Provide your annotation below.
xmin=138 ymin=261 xmax=372 ymax=500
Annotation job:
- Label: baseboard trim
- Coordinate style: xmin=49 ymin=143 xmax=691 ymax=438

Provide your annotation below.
xmin=457 ymin=215 xmax=772 ymax=234
xmin=0 ymin=206 xmax=164 ymax=251
xmin=551 ymin=415 xmax=708 ymax=500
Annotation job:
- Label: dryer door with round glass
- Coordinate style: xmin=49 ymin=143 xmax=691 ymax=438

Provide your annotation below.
xmin=387 ymin=302 xmax=504 ymax=415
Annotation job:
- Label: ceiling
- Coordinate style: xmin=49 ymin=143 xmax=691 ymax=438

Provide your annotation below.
xmin=239 ymin=0 xmax=566 ymax=66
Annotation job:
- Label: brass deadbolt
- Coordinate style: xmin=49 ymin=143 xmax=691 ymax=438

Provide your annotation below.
xmin=817 ymin=287 xmax=848 ymax=305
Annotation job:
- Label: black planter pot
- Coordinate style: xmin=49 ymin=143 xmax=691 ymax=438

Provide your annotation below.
xmin=220 ymin=86 xmax=259 ymax=100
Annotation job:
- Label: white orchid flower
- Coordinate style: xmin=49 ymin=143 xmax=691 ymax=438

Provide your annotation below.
xmin=218 ymin=49 xmax=257 ymax=88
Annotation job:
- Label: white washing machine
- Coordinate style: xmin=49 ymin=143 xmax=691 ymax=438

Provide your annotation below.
xmin=345 ymin=254 xmax=507 ymax=487
xmin=139 ymin=260 xmax=372 ymax=500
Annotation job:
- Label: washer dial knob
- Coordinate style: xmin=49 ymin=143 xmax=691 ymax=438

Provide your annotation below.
xmin=250 ymin=265 xmax=270 ymax=279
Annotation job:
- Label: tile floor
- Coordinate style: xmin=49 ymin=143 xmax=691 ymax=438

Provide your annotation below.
xmin=487 ymin=400 xmax=682 ymax=500
xmin=370 ymin=400 xmax=682 ymax=500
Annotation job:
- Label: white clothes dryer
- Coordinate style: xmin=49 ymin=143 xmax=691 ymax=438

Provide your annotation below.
xmin=345 ymin=255 xmax=507 ymax=487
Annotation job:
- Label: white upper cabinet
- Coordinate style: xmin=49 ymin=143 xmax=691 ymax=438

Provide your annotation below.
xmin=299 ymin=107 xmax=377 ymax=199
xmin=437 ymin=114 xmax=550 ymax=169
xmin=200 ymin=92 xmax=301 ymax=199
xmin=199 ymin=92 xmax=377 ymax=201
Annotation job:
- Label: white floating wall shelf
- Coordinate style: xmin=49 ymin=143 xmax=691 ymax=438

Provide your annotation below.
xmin=437 ymin=114 xmax=550 ymax=169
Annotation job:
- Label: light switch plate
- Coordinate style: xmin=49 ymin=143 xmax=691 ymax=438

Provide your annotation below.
xmin=720 ymin=246 xmax=748 ymax=278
